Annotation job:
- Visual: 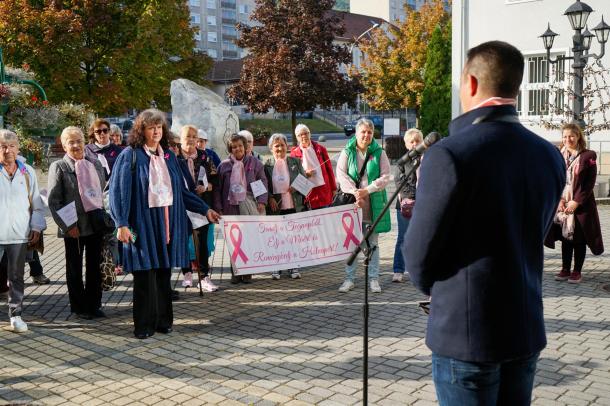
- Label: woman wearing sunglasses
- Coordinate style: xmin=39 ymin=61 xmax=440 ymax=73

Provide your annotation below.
xmin=85 ymin=119 xmax=124 ymax=180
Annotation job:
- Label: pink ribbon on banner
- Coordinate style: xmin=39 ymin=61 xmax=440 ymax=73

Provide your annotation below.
xmin=342 ymin=212 xmax=360 ymax=249
xmin=229 ymin=224 xmax=249 ymax=264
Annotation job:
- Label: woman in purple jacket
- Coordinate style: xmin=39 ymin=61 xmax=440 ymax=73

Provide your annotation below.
xmin=213 ymin=133 xmax=268 ymax=284
xmin=545 ymin=123 xmax=604 ymax=284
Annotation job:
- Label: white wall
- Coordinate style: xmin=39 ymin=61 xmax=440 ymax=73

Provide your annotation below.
xmin=452 ymin=0 xmax=610 ymax=145
xmin=350 ymin=0 xmax=391 ymax=21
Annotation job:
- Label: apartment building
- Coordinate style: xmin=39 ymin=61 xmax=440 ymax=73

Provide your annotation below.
xmin=188 ymin=0 xmax=255 ymax=60
xmin=349 ymin=0 xmax=423 ymax=23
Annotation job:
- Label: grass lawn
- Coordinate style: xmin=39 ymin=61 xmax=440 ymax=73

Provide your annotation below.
xmin=239 ymin=118 xmax=341 ymax=134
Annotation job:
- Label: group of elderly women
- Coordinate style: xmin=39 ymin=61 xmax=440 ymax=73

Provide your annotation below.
xmin=6 ymin=106 xmax=602 ymax=338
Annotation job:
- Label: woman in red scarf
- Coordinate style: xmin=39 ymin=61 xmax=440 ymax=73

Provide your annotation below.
xmin=290 ymin=124 xmax=336 ymax=209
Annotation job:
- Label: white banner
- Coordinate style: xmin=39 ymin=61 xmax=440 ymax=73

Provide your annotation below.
xmin=220 ymin=205 xmax=363 ymax=275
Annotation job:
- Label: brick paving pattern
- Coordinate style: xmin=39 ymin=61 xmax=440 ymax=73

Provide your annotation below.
xmin=1 ymin=200 xmax=610 ymax=405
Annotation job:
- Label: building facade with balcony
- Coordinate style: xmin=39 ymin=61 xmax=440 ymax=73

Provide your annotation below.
xmin=188 ymin=0 xmax=255 ymax=60
xmin=452 ymin=0 xmax=610 ymax=154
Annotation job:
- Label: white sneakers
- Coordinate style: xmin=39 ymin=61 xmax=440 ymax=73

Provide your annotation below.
xmin=392 ymin=273 xmax=403 ymax=283
xmin=338 ymin=279 xmax=382 ymax=293
xmin=290 ymin=270 xmax=301 ymax=279
xmin=10 ymin=316 xmax=28 ymax=333
xmin=271 ymin=271 xmax=281 ymax=280
xmin=338 ymin=280 xmax=355 ymax=292
xmin=199 ymin=276 xmax=219 ymax=292
xmin=182 ymin=272 xmax=193 ymax=288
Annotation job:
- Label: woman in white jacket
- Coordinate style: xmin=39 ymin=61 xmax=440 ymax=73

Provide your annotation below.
xmin=0 ymin=130 xmax=46 ymax=333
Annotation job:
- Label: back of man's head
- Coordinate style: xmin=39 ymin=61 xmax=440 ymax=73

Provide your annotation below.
xmin=464 ymin=41 xmax=524 ymax=98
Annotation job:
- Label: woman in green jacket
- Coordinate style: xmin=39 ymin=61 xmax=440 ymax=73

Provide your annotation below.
xmin=335 ymin=118 xmax=391 ymax=293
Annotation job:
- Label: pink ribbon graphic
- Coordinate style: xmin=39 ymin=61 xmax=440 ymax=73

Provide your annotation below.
xmin=229 ymin=224 xmax=249 ymax=264
xmin=342 ymin=212 xmax=360 ymax=249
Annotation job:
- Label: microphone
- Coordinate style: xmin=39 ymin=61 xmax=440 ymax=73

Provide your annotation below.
xmin=396 ymin=131 xmax=441 ymax=166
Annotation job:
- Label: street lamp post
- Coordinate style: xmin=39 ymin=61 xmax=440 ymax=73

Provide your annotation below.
xmin=539 ymin=0 xmax=610 ymax=130
xmin=349 ymin=22 xmax=380 ymax=121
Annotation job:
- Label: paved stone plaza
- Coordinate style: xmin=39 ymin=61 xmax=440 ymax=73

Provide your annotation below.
xmin=1 ymin=204 xmax=610 ymax=405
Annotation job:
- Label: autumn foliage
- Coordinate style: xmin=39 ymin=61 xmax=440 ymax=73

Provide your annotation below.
xmin=228 ymin=0 xmax=361 ymax=141
xmin=0 ymin=0 xmax=212 ymax=115
xmin=358 ymin=0 xmax=450 ymax=114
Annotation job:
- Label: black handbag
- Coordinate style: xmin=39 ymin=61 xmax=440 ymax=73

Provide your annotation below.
xmin=331 ymin=151 xmax=370 ymax=207
xmin=89 ymin=208 xmax=115 ymax=234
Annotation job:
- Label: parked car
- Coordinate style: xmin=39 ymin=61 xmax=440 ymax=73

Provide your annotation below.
xmin=121 ymin=119 xmax=133 ymax=138
xmin=295 ymin=111 xmax=313 ymax=119
xmin=344 ymin=116 xmax=384 ymax=137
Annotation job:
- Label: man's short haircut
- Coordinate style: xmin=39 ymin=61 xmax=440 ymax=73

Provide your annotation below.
xmin=464 ymin=41 xmax=524 ymax=98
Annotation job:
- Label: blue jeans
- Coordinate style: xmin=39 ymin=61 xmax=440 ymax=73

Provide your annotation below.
xmin=432 ymin=352 xmax=539 ymax=406
xmin=393 ymin=210 xmax=410 ymax=273
xmin=345 ymin=223 xmax=379 ymax=282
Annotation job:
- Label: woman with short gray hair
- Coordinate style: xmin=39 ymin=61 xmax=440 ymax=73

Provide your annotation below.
xmin=392 ymin=128 xmax=423 ymax=283
xmin=290 ymin=123 xmax=336 ymax=209
xmin=264 ymin=133 xmax=307 ymax=280
xmin=48 ymin=126 xmax=107 ymax=321
xmin=0 ymin=130 xmax=46 ymax=332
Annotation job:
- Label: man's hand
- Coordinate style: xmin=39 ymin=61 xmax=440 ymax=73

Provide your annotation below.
xmin=206 ymin=209 xmax=221 ymax=224
xmin=66 ymin=227 xmax=80 ymax=239
xmin=28 ymin=230 xmax=40 ymax=247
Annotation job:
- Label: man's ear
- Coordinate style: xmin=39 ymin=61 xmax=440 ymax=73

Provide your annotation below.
xmin=467 ymin=74 xmax=478 ymax=97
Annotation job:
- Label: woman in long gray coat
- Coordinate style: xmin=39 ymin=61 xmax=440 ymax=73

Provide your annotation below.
xmin=48 ymin=126 xmax=106 ymax=320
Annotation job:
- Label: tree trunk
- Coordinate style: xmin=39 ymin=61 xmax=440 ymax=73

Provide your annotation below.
xmin=291 ymin=110 xmax=297 ymax=147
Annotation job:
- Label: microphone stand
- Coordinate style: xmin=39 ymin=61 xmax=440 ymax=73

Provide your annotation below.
xmin=347 ymin=156 xmax=421 ymax=405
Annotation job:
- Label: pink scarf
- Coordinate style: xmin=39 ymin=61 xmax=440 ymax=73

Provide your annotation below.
xmin=144 ymin=145 xmax=173 ymax=208
xmin=71 ymin=155 xmax=103 ymax=213
xmin=272 ymin=158 xmax=293 ymax=210
xmin=228 ymin=154 xmax=247 ymax=205
xmin=182 ymin=149 xmax=198 ymax=182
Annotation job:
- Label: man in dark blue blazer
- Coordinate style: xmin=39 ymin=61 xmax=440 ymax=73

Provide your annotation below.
xmin=404 ymin=41 xmax=566 ymax=405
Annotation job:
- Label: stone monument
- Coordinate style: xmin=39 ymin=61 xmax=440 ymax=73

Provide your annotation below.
xmin=170 ymin=78 xmax=239 ymax=157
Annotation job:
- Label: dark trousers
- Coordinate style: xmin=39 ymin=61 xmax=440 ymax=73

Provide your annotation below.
xmin=132 ymin=268 xmax=173 ymax=336
xmin=64 ymin=234 xmax=103 ymax=314
xmin=561 ymin=221 xmax=586 ymax=273
xmin=432 ymin=352 xmax=539 ymax=406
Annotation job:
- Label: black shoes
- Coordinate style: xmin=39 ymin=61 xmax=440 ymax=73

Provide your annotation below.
xmin=74 ymin=312 xmax=92 ymax=320
xmin=92 ymin=309 xmax=106 ymax=318
xmin=171 ymin=290 xmax=180 ymax=301
xmin=134 ymin=332 xmax=154 ymax=339
xmin=156 ymin=326 xmax=172 ymax=334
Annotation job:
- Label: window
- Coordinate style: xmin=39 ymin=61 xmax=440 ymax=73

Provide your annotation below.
xmin=519 ymin=54 xmax=566 ymax=117
xmin=207 ymin=15 xmax=217 ymax=25
xmin=189 ymin=0 xmax=200 ymax=6
xmin=208 ymin=31 xmax=217 ymax=42
xmin=207 ymin=48 xmax=218 ymax=58
xmin=207 ymin=0 xmax=216 ymax=9
xmin=190 ymin=14 xmax=200 ymax=24
xmin=239 ymin=4 xmax=248 ymax=13
xmin=194 ymin=30 xmax=201 ymax=41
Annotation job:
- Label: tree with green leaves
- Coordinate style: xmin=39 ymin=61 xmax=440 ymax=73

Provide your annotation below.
xmin=0 ymin=0 xmax=212 ymax=115
xmin=419 ymin=24 xmax=451 ymax=136
xmin=357 ymin=0 xmax=450 ymax=117
xmin=227 ymin=0 xmax=361 ymax=144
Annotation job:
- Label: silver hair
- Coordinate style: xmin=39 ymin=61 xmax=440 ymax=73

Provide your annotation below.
xmin=238 ymin=130 xmax=253 ymax=142
xmin=294 ymin=123 xmax=311 ymax=137
xmin=355 ymin=118 xmax=374 ymax=133
xmin=110 ymin=124 xmax=121 ymax=136
xmin=404 ymin=128 xmax=423 ymax=143
xmin=268 ymin=133 xmax=288 ymax=149
xmin=60 ymin=126 xmax=84 ymax=145
xmin=0 ymin=129 xmax=19 ymax=145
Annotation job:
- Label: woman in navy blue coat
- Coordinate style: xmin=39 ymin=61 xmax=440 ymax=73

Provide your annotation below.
xmin=109 ymin=109 xmax=220 ymax=339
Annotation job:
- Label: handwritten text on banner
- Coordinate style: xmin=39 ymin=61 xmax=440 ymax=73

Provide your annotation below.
xmin=220 ymin=205 xmax=363 ymax=275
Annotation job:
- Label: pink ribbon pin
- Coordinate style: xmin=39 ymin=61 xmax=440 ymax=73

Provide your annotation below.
xmin=229 ymin=224 xmax=249 ymax=264
xmin=342 ymin=212 xmax=360 ymax=249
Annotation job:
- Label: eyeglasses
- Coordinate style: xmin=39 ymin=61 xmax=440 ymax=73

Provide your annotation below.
xmin=94 ymin=128 xmax=110 ymax=134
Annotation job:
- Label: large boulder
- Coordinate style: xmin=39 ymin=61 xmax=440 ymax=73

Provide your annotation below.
xmin=170 ymin=79 xmax=239 ymax=157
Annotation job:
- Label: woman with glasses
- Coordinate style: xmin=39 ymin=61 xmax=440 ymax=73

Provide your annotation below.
xmin=85 ymin=119 xmax=124 ymax=180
